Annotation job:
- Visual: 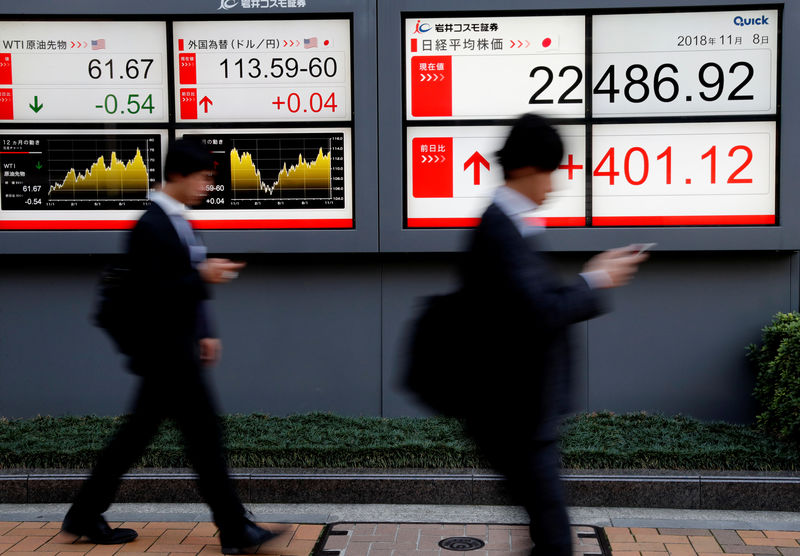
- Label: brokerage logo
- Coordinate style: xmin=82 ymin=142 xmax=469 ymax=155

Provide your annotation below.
xmin=218 ymin=0 xmax=238 ymax=9
xmin=733 ymin=15 xmax=769 ymax=26
xmin=412 ymin=20 xmax=432 ymax=34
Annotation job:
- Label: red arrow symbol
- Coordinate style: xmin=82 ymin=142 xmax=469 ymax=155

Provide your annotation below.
xmin=525 ymin=40 xmax=530 ymax=48
xmin=464 ymin=151 xmax=490 ymax=185
xmin=199 ymin=95 xmax=213 ymax=113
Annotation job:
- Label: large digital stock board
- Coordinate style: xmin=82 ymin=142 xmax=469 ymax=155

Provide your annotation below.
xmin=403 ymin=7 xmax=780 ymax=228
xmin=0 ymin=16 xmax=355 ymax=232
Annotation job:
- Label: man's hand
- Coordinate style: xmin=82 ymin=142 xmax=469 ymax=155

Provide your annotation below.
xmin=583 ymin=246 xmax=649 ymax=289
xmin=198 ymin=258 xmax=246 ymax=284
xmin=199 ymin=338 xmax=222 ymax=366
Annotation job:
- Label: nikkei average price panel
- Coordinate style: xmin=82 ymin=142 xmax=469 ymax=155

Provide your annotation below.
xmin=176 ymin=129 xmax=353 ymax=229
xmin=0 ymin=21 xmax=168 ymax=123
xmin=0 ymin=130 xmax=166 ymax=230
xmin=173 ymin=19 xmax=351 ymax=122
xmin=405 ymin=15 xmax=585 ymax=120
xmin=407 ymin=126 xmax=585 ymax=228
xmin=592 ymin=9 xmax=778 ymax=117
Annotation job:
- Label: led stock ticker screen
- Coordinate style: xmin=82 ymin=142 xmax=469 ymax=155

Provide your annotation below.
xmin=403 ymin=8 xmax=780 ymax=228
xmin=177 ymin=129 xmax=352 ymax=229
xmin=173 ymin=19 xmax=351 ymax=122
xmin=0 ymin=130 xmax=166 ymax=230
xmin=0 ymin=21 xmax=168 ymax=123
xmin=0 ymin=17 xmax=354 ymax=231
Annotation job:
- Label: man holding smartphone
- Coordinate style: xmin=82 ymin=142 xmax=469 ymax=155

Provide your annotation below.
xmin=461 ymin=114 xmax=647 ymax=556
xmin=62 ymin=139 xmax=281 ymax=554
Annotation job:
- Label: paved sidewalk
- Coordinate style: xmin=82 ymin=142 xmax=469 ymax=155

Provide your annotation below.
xmin=319 ymin=523 xmax=604 ymax=555
xmin=0 ymin=521 xmax=324 ymax=556
xmin=3 ymin=520 xmax=800 ymax=556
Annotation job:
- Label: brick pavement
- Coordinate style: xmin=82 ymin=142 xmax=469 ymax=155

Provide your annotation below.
xmin=604 ymin=527 xmax=800 ymax=556
xmin=3 ymin=522 xmax=800 ymax=556
xmin=0 ymin=521 xmax=323 ymax=556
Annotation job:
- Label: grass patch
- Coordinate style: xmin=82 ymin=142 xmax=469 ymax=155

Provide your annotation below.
xmin=0 ymin=412 xmax=798 ymax=471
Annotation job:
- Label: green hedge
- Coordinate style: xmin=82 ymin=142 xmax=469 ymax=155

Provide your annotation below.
xmin=1 ymin=412 xmax=798 ymax=471
xmin=748 ymin=312 xmax=800 ymax=443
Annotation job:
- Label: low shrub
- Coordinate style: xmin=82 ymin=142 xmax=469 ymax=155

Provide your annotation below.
xmin=748 ymin=312 xmax=800 ymax=443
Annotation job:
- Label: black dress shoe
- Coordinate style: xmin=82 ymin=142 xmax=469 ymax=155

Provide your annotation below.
xmin=219 ymin=519 xmax=280 ymax=555
xmin=62 ymin=511 xmax=138 ymax=545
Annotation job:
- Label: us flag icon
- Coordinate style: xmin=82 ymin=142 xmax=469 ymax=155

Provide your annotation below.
xmin=91 ymin=39 xmax=106 ymax=50
xmin=304 ymin=37 xmax=318 ymax=49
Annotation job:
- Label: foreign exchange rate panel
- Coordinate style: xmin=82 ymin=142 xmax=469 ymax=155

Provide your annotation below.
xmin=173 ymin=19 xmax=351 ymax=123
xmin=406 ymin=125 xmax=585 ymax=228
xmin=0 ymin=130 xmax=166 ymax=230
xmin=177 ymin=129 xmax=352 ymax=229
xmin=404 ymin=15 xmax=585 ymax=120
xmin=592 ymin=10 xmax=778 ymax=117
xmin=591 ymin=121 xmax=776 ymax=226
xmin=0 ymin=21 xmax=168 ymax=123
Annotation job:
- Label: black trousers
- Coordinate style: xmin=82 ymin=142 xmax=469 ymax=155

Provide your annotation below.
xmin=466 ymin=418 xmax=572 ymax=556
xmin=70 ymin=361 xmax=245 ymax=531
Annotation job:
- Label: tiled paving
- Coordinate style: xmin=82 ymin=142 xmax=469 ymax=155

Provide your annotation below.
xmin=0 ymin=521 xmax=324 ymax=556
xmin=319 ymin=523 xmax=605 ymax=555
xmin=2 ymin=522 xmax=800 ymax=556
xmin=605 ymin=527 xmax=800 ymax=556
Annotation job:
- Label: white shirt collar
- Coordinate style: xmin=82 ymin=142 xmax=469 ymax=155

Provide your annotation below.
xmin=492 ymin=185 xmax=544 ymax=237
xmin=150 ymin=190 xmax=188 ymax=218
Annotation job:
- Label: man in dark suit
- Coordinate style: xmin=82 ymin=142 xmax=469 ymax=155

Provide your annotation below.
xmin=460 ymin=114 xmax=646 ymax=556
xmin=62 ymin=140 xmax=281 ymax=554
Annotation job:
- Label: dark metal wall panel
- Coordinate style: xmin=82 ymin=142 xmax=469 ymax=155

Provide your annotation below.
xmin=0 ymin=255 xmax=383 ymax=418
xmin=208 ymin=256 xmax=383 ymax=416
xmin=586 ymin=252 xmax=793 ymax=423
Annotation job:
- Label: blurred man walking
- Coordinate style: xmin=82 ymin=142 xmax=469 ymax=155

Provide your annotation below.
xmin=460 ymin=114 xmax=646 ymax=556
xmin=62 ymin=139 xmax=281 ymax=554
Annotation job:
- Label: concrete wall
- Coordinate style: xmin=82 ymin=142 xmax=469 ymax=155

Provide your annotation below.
xmin=1 ymin=251 xmax=794 ymax=423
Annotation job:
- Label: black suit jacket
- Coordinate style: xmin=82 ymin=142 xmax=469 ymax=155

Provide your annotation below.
xmin=460 ymin=203 xmax=606 ymax=439
xmin=126 ymin=202 xmax=213 ymax=372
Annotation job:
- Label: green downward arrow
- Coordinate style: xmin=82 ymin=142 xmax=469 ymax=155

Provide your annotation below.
xmin=29 ymin=96 xmax=43 ymax=113
xmin=35 ymin=161 xmax=43 ymax=170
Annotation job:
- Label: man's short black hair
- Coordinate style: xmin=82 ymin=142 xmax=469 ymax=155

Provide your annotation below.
xmin=164 ymin=138 xmax=215 ymax=179
xmin=496 ymin=113 xmax=563 ymax=177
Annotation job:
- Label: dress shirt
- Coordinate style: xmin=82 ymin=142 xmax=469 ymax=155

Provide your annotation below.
xmin=492 ymin=185 xmax=611 ymax=289
xmin=150 ymin=190 xmax=207 ymax=267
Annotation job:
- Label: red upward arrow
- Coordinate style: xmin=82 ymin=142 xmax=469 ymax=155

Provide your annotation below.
xmin=199 ymin=95 xmax=213 ymax=113
xmin=464 ymin=151 xmax=490 ymax=185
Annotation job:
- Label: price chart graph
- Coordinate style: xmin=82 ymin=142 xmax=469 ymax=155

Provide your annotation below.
xmin=230 ymin=146 xmax=332 ymax=198
xmin=0 ymin=134 xmax=159 ymax=210
xmin=184 ymin=132 xmax=346 ymax=211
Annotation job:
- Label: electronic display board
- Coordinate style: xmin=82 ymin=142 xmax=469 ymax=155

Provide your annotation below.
xmin=0 ymin=21 xmax=168 ymax=123
xmin=591 ymin=121 xmax=776 ymax=225
xmin=592 ymin=10 xmax=778 ymax=117
xmin=401 ymin=7 xmax=780 ymax=229
xmin=404 ymin=15 xmax=585 ymax=120
xmin=406 ymin=125 xmax=585 ymax=227
xmin=173 ymin=19 xmax=351 ymax=122
xmin=176 ymin=128 xmax=353 ymax=229
xmin=0 ymin=129 xmax=166 ymax=230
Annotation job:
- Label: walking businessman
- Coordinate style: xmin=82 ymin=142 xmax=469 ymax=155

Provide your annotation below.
xmin=460 ymin=114 xmax=647 ymax=556
xmin=62 ymin=139 xmax=282 ymax=554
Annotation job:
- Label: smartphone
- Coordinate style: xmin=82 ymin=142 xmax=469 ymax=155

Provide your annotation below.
xmin=631 ymin=243 xmax=657 ymax=255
